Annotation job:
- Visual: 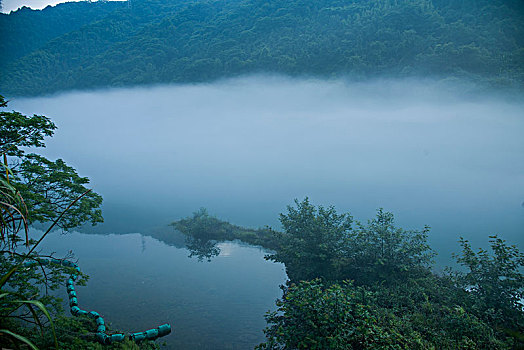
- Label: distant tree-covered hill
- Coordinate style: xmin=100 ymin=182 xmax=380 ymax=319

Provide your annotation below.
xmin=1 ymin=0 xmax=523 ymax=96
xmin=0 ymin=1 xmax=126 ymax=66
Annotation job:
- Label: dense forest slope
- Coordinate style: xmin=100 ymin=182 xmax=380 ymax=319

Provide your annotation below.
xmin=1 ymin=0 xmax=523 ymax=96
xmin=0 ymin=1 xmax=126 ymax=66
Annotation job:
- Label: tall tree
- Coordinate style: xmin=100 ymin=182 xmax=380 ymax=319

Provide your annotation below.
xmin=0 ymin=95 xmax=103 ymax=230
xmin=266 ymin=198 xmax=353 ymax=281
xmin=0 ymin=94 xmax=102 ymax=347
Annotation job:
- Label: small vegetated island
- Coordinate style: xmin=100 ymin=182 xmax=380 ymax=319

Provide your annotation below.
xmin=170 ymin=203 xmax=524 ymax=349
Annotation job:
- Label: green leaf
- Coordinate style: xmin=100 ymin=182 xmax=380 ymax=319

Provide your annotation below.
xmin=0 ymin=329 xmax=39 ymax=350
xmin=13 ymin=300 xmax=58 ymax=350
xmin=0 ymin=267 xmax=18 ymax=288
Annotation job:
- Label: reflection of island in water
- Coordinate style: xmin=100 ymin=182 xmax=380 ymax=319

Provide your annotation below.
xmin=185 ymin=236 xmax=221 ymax=262
xmin=141 ymin=223 xmax=222 ymax=261
xmin=150 ymin=226 xmax=260 ymax=262
xmin=165 ymin=208 xmax=279 ymax=262
xmin=76 ymin=206 xmax=278 ymax=261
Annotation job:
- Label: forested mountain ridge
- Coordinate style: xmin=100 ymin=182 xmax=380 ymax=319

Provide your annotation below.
xmin=1 ymin=0 xmax=523 ymax=96
xmin=0 ymin=1 xmax=126 ymax=66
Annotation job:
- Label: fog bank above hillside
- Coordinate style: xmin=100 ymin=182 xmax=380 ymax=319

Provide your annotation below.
xmin=10 ymin=76 xmax=524 ymax=263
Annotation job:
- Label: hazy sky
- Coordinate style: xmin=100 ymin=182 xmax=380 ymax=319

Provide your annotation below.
xmin=2 ymin=0 xmax=122 ymax=13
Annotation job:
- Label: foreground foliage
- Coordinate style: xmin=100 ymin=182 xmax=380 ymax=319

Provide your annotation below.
xmin=258 ymin=199 xmax=524 ymax=349
xmin=31 ymin=316 xmax=160 ymax=350
xmin=0 ymin=95 xmax=103 ymax=230
xmin=258 ymin=277 xmax=508 ymax=349
xmin=266 ymin=199 xmax=434 ymax=284
xmin=0 ymin=94 xmax=102 ymax=347
xmin=452 ymin=236 xmax=524 ymax=337
xmin=173 ymin=198 xmax=523 ymax=348
xmin=0 ymin=95 xmax=158 ymax=348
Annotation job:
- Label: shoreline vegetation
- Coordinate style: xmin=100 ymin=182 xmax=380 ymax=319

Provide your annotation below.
xmin=171 ymin=202 xmax=524 ymax=349
xmin=0 ymin=96 xmax=160 ymax=349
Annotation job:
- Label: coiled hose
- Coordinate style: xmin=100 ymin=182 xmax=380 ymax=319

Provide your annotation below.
xmin=24 ymin=258 xmax=172 ymax=344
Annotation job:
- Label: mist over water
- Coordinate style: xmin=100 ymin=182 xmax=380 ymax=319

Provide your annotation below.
xmin=11 ymin=76 xmax=524 ymax=264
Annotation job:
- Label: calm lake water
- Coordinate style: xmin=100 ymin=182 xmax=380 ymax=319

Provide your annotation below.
xmin=40 ymin=231 xmax=287 ymax=349
xmin=10 ymin=77 xmax=524 ymax=347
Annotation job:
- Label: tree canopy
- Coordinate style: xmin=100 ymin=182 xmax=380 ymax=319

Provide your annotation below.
xmin=258 ymin=199 xmax=524 ymax=349
xmin=1 ymin=0 xmax=523 ymax=96
xmin=266 ymin=199 xmax=434 ymax=285
xmin=0 ymin=95 xmax=106 ymax=348
xmin=266 ymin=198 xmax=353 ymax=281
xmin=0 ymin=95 xmax=103 ymax=230
xmin=171 ymin=199 xmax=524 ymax=349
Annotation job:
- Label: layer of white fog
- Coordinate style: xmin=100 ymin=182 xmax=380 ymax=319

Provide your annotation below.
xmin=11 ymin=76 xmax=524 ymax=265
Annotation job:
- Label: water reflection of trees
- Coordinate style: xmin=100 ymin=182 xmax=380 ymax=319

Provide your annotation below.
xmin=185 ymin=236 xmax=220 ymax=262
xmin=171 ymin=208 xmax=277 ymax=263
